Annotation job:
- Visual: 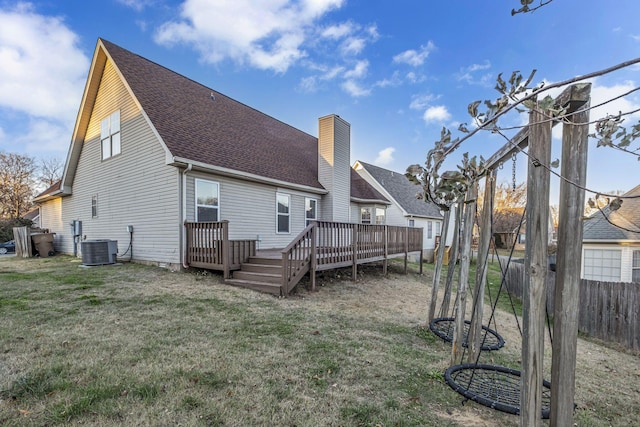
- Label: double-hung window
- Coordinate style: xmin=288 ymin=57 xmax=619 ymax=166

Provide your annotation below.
xmin=427 ymin=221 xmax=433 ymax=239
xmin=305 ymin=198 xmax=317 ymax=226
xmin=633 ymin=250 xmax=640 ymax=282
xmin=101 ymin=110 xmax=121 ymax=160
xmin=375 ymin=208 xmax=385 ymax=225
xmin=195 ymin=179 xmax=219 ymax=221
xmin=360 ymin=207 xmax=371 ymax=224
xmin=277 ymin=194 xmax=290 ymax=233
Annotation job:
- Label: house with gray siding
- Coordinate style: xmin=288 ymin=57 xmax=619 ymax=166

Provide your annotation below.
xmin=582 ymin=184 xmax=640 ymax=283
xmin=353 ymin=161 xmax=450 ymax=262
xmin=35 ymin=38 xmax=390 ymax=271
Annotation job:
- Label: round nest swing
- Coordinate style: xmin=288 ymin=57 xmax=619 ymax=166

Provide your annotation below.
xmin=445 ymin=364 xmax=551 ymax=419
xmin=429 ymin=317 xmax=505 ymax=351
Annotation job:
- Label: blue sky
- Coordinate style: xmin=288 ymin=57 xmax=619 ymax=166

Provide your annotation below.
xmin=0 ymin=0 xmax=639 ymax=202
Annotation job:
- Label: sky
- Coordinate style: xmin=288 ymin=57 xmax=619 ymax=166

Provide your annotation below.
xmin=0 ymin=0 xmax=639 ymax=204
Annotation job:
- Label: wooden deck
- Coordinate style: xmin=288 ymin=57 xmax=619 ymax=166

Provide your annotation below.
xmin=185 ymin=220 xmax=423 ymax=296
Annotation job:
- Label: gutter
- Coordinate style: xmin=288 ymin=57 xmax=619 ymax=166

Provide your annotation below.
xmin=182 ymin=163 xmax=193 ymax=269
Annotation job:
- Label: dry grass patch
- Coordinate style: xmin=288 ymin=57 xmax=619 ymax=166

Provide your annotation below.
xmin=0 ymin=256 xmax=638 ymax=426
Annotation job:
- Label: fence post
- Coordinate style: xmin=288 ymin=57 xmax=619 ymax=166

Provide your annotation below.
xmin=352 ymin=224 xmax=358 ymax=281
xmin=383 ymin=225 xmax=388 ymax=275
xmin=550 ymin=86 xmax=590 ymax=427
xmin=222 ymin=220 xmax=231 ymax=279
xmin=522 ymin=106 xmax=552 ymax=427
xmin=404 ymin=226 xmax=409 ymax=274
xmin=310 ymin=224 xmax=317 ymax=291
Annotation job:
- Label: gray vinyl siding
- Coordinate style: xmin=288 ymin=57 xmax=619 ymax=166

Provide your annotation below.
xmin=318 ymin=115 xmax=350 ymax=222
xmin=186 ymin=171 xmax=319 ymax=249
xmin=40 ymin=198 xmax=64 ymax=250
xmin=58 ymin=59 xmax=180 ymax=265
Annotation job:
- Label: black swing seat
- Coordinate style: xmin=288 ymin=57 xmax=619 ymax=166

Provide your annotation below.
xmin=429 ymin=317 xmax=505 ymax=351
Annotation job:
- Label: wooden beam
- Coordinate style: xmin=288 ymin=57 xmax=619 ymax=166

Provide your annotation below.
xmin=468 ymin=170 xmax=496 ymax=362
xmin=429 ymin=209 xmax=451 ymax=322
xmin=442 ymin=205 xmax=462 ymax=317
xmin=451 ymin=181 xmax=478 ymax=366
xmin=521 ymin=107 xmax=552 ymax=426
xmin=550 ymin=94 xmax=590 ymax=426
xmin=485 ymin=83 xmax=591 ymax=171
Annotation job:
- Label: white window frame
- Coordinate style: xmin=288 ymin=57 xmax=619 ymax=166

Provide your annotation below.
xmin=276 ymin=193 xmax=290 ymax=234
xmin=305 ymin=198 xmax=317 ymax=227
xmin=436 ymin=221 xmax=441 ymax=237
xmin=360 ymin=207 xmax=371 ymax=224
xmin=375 ymin=208 xmax=385 ymax=225
xmin=633 ymin=250 xmax=640 ymax=283
xmin=427 ymin=221 xmax=433 ymax=239
xmin=91 ymin=195 xmax=98 ymax=218
xmin=195 ymin=179 xmax=220 ymax=222
xmin=582 ymin=248 xmax=622 ymax=282
xmin=101 ymin=110 xmax=121 ymax=160
xmin=408 ymin=219 xmax=415 ymax=227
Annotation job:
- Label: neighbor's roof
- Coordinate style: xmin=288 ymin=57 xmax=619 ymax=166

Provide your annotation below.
xmin=33 ymin=180 xmax=61 ymax=203
xmin=583 ymin=184 xmax=640 ymax=241
xmin=355 ymin=161 xmax=442 ymax=218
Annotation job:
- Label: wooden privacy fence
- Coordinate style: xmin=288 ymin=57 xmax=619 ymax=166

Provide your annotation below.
xmin=184 ymin=221 xmax=256 ymax=278
xmin=501 ymin=259 xmax=640 ymax=351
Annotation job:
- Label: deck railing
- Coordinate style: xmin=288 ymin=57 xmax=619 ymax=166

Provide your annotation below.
xmin=184 ymin=221 xmax=256 ymax=278
xmin=282 ymin=221 xmax=423 ymax=293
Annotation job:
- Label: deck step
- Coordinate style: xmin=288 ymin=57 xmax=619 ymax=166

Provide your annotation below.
xmin=240 ymin=263 xmax=282 ymax=274
xmin=247 ymin=256 xmax=282 ymax=266
xmin=224 ymin=279 xmax=282 ymax=296
xmin=232 ymin=270 xmax=282 ymax=284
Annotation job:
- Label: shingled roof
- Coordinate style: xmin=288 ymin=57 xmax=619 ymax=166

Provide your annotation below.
xmin=583 ymin=184 xmax=640 ymax=241
xmin=355 ymin=161 xmax=442 ymax=218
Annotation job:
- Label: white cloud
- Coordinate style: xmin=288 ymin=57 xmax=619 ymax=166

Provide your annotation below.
xmin=341 ymin=37 xmax=365 ymax=55
xmin=116 ymin=0 xmax=153 ymax=11
xmin=0 ymin=3 xmax=89 ymax=121
xmin=456 ymin=60 xmax=492 ymax=85
xmin=375 ymin=147 xmax=395 ymax=165
xmin=155 ymin=0 xmax=345 ymax=73
xmin=0 ymin=3 xmax=88 ymax=158
xmin=392 ymin=41 xmax=435 ymax=67
xmin=341 ymin=80 xmax=370 ymax=97
xmin=321 ymin=21 xmax=354 ymax=39
xmin=423 ymin=106 xmax=451 ymax=123
xmin=344 ymin=60 xmax=368 ymax=79
xmin=375 ymin=71 xmax=402 ymax=88
xmin=298 ymin=76 xmax=318 ymax=93
xmin=409 ymin=94 xmax=437 ymax=110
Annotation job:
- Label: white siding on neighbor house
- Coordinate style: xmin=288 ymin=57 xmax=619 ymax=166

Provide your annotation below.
xmin=186 ymin=171 xmax=321 ymax=249
xmin=58 ymin=59 xmax=181 ymax=265
xmin=581 ymin=243 xmax=640 ymax=283
xmin=318 ymin=115 xmax=350 ymax=222
xmin=40 ymin=198 xmax=64 ymax=248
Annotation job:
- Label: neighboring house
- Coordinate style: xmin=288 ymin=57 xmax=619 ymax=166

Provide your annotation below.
xmin=582 ymin=184 xmax=640 ymax=283
xmin=23 ymin=207 xmax=40 ymax=229
xmin=34 ymin=38 xmax=391 ymax=270
xmin=352 ymin=161 xmax=448 ymax=262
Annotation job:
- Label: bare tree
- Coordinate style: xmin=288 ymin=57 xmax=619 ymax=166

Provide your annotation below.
xmin=39 ymin=157 xmax=64 ymax=188
xmin=0 ymin=152 xmax=37 ymax=219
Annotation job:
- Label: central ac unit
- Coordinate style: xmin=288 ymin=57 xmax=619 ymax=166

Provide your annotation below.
xmin=81 ymin=240 xmax=118 ymax=266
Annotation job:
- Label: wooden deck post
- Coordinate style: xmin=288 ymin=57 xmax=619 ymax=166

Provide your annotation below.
xmin=442 ymin=204 xmax=462 ymax=317
xmin=451 ymin=181 xmax=478 ymax=366
xmin=429 ymin=209 xmax=451 ymax=321
xmin=468 ymin=170 xmax=496 ymax=362
xmin=222 ymin=220 xmax=231 ymax=279
xmin=521 ymin=107 xmax=552 ymax=427
xmin=551 ymin=90 xmax=590 ymax=427
xmin=310 ymin=224 xmax=317 ymax=291
xmin=383 ymin=225 xmax=388 ymax=275
xmin=352 ymin=224 xmax=358 ymax=281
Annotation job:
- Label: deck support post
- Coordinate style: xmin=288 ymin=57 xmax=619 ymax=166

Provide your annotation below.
xmin=383 ymin=225 xmax=388 ymax=275
xmin=352 ymin=224 xmax=358 ymax=281
xmin=310 ymin=224 xmax=317 ymax=291
xmin=222 ymin=220 xmax=231 ymax=279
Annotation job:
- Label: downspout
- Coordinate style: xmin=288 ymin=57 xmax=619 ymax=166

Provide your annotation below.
xmin=182 ymin=163 xmax=193 ymax=269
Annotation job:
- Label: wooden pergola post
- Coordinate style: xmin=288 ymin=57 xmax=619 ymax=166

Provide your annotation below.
xmin=468 ymin=170 xmax=496 ymax=362
xmin=429 ymin=209 xmax=451 ymax=322
xmin=441 ymin=204 xmax=462 ymax=317
xmin=550 ymin=88 xmax=590 ymax=426
xmin=521 ymin=107 xmax=552 ymax=426
xmin=451 ymin=181 xmax=478 ymax=366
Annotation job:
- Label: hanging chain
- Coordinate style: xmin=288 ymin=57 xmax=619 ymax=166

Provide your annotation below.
xmin=511 ymin=152 xmax=517 ymax=191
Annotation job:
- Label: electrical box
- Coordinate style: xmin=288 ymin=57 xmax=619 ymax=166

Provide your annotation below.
xmin=126 ymin=225 xmax=134 ymax=233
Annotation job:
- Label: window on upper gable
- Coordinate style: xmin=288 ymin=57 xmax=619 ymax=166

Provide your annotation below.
xmin=101 ymin=110 xmax=121 ymax=160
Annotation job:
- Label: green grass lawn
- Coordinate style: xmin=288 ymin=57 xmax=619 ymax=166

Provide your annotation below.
xmin=1 ymin=256 xmax=637 ymax=426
